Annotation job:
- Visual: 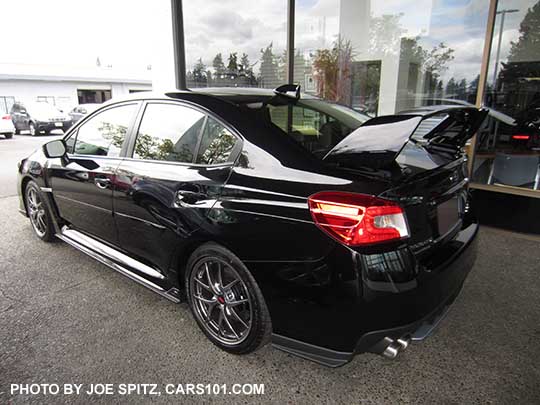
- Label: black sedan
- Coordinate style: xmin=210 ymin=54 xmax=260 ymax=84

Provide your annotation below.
xmin=17 ymin=86 xmax=486 ymax=367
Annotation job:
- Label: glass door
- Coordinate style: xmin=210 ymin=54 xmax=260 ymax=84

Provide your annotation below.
xmin=472 ymin=0 xmax=540 ymax=194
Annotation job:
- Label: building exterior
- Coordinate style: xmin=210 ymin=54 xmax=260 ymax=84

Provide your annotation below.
xmin=3 ymin=0 xmax=537 ymax=207
xmin=0 ymin=63 xmax=152 ymax=113
xmin=156 ymin=0 xmax=540 ymax=207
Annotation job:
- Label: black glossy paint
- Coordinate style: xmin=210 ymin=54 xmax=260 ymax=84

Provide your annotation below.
xmin=17 ymin=89 xmax=482 ymax=365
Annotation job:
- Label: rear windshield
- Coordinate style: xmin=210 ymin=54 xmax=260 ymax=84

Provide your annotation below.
xmin=266 ymin=99 xmax=370 ymax=159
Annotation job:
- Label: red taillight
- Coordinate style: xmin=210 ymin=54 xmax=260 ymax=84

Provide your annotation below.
xmin=308 ymin=191 xmax=409 ymax=246
xmin=1 ymin=115 xmax=10 ymax=120
xmin=512 ymin=134 xmax=530 ymax=140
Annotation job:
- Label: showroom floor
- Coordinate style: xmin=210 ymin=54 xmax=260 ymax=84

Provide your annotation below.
xmin=1 ymin=136 xmax=539 ymax=404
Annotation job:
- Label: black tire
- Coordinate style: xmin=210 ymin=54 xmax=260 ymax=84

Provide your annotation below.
xmin=14 ymin=126 xmax=20 ymax=135
xmin=29 ymin=122 xmax=37 ymax=136
xmin=185 ymin=242 xmax=271 ymax=354
xmin=4 ymin=132 xmax=13 ymax=139
xmin=24 ymin=181 xmax=55 ymax=242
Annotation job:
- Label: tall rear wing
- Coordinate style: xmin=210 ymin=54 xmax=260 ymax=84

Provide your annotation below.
xmin=324 ymin=106 xmax=489 ymax=169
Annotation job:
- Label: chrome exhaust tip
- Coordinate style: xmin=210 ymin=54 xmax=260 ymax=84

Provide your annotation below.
xmin=381 ymin=335 xmax=411 ymax=359
xmin=382 ymin=342 xmax=401 ymax=359
xmin=396 ymin=336 xmax=411 ymax=351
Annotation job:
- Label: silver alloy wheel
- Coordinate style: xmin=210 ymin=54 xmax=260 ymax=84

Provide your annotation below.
xmin=190 ymin=258 xmax=253 ymax=345
xmin=27 ymin=188 xmax=47 ymax=237
xmin=29 ymin=122 xmax=36 ymax=136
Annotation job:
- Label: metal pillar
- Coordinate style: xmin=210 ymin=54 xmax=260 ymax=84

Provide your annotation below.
xmin=286 ymin=0 xmax=295 ymax=84
xmin=492 ymin=9 xmax=519 ymax=91
xmin=467 ymin=0 xmax=499 ymax=176
xmin=171 ymin=0 xmax=187 ymax=90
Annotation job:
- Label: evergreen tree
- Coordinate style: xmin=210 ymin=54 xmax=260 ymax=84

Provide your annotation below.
xmin=212 ymin=53 xmax=226 ymax=76
xmin=498 ymin=4 xmax=540 ymax=115
xmin=192 ymin=58 xmax=207 ymax=83
xmin=227 ymin=53 xmax=238 ymax=73
xmin=469 ymin=74 xmax=480 ymax=93
xmin=239 ymin=53 xmax=249 ymax=73
xmin=507 ymin=3 xmax=540 ymax=62
xmin=436 ymin=80 xmax=444 ymax=98
xmin=445 ymin=77 xmax=457 ymax=96
xmin=456 ymin=78 xmax=467 ymax=99
xmin=239 ymin=53 xmax=256 ymax=84
xmin=259 ymin=43 xmax=279 ymax=88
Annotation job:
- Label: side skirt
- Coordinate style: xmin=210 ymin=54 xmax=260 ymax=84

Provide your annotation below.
xmin=56 ymin=226 xmax=181 ymax=303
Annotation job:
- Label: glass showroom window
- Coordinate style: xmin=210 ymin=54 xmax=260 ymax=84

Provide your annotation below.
xmin=471 ymin=0 xmax=540 ymax=194
xmin=294 ymin=0 xmax=489 ymax=117
xmin=182 ymin=0 xmax=287 ymax=89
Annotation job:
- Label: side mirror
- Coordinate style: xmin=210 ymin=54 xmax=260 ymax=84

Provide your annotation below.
xmin=43 ymin=139 xmax=67 ymax=158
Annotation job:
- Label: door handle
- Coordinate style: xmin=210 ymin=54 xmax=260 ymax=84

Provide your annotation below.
xmin=174 ymin=190 xmax=207 ymax=206
xmin=94 ymin=177 xmax=111 ymax=189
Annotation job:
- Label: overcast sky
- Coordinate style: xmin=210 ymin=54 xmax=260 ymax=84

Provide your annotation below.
xmin=1 ymin=0 xmax=536 ymax=83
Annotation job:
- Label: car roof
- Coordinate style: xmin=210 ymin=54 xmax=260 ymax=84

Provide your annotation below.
xmin=105 ymin=87 xmax=318 ymax=106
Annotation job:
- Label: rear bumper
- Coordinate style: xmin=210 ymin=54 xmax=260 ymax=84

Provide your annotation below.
xmin=354 ymin=279 xmax=463 ymax=356
xmin=0 ymin=122 xmax=15 ymax=134
xmin=271 ymin=222 xmax=478 ymax=367
xmin=272 ymin=277 xmax=466 ymax=367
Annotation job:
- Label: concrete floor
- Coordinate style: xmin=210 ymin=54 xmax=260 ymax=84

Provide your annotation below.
xmin=1 ymin=135 xmax=539 ymax=404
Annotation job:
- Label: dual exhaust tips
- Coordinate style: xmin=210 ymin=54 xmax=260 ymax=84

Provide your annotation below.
xmin=382 ymin=336 xmax=411 ymax=359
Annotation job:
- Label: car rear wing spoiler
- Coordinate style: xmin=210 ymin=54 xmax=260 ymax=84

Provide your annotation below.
xmin=323 ymin=106 xmax=489 ymax=169
xmin=273 ymin=84 xmax=301 ymax=101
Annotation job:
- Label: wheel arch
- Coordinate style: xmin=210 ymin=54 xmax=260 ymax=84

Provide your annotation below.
xmin=172 ymin=237 xmax=246 ymax=288
xmin=20 ymin=175 xmax=34 ymax=213
xmin=20 ymin=175 xmax=63 ymax=233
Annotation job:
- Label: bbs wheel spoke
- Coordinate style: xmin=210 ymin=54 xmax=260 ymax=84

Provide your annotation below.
xmin=229 ymin=307 xmax=249 ymax=329
xmin=205 ymin=262 xmax=219 ymax=295
xmin=216 ymin=261 xmax=223 ymax=290
xmin=194 ymin=295 xmax=216 ymax=304
xmin=227 ymin=298 xmax=248 ymax=307
xmin=195 ymin=277 xmax=212 ymax=292
xmin=223 ymin=278 xmax=239 ymax=290
xmin=223 ymin=309 xmax=239 ymax=339
xmin=217 ymin=308 xmax=225 ymax=334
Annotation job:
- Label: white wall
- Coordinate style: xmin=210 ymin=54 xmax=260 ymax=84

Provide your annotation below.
xmin=150 ymin=0 xmax=176 ymax=91
xmin=0 ymin=80 xmax=77 ymax=109
xmin=339 ymin=0 xmax=401 ymax=115
xmin=0 ymin=79 xmax=151 ymax=110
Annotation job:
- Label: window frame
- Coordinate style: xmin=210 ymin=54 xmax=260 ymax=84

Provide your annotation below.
xmin=124 ymin=99 xmax=243 ymax=168
xmin=63 ymin=101 xmax=141 ymax=159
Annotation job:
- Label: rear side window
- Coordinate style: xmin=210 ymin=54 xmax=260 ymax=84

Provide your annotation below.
xmin=72 ymin=104 xmax=137 ymax=157
xmin=133 ymin=103 xmax=205 ymax=163
xmin=269 ymin=104 xmax=352 ymax=156
xmin=196 ymin=117 xmax=238 ymax=165
xmin=266 ymin=100 xmax=369 ymax=158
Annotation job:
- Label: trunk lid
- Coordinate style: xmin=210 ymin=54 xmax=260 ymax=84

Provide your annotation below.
xmin=380 ymin=148 xmax=470 ymax=248
xmin=323 ymin=106 xmax=487 ymax=249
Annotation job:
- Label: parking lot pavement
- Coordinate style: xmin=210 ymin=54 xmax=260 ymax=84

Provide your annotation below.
xmin=1 ymin=137 xmax=539 ymax=404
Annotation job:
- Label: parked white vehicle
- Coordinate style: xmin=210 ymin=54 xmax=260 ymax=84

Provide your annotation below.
xmin=0 ymin=113 xmax=15 ymax=139
xmin=11 ymin=102 xmax=72 ymax=136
